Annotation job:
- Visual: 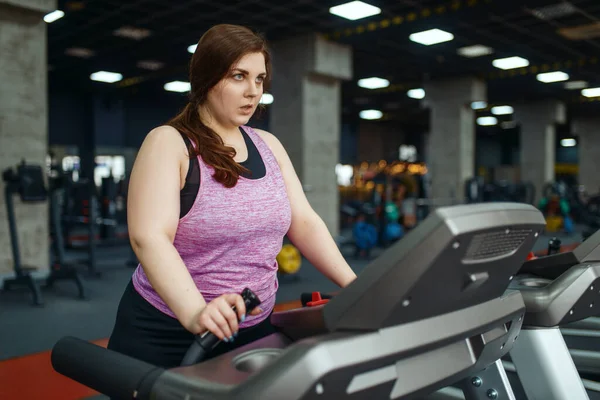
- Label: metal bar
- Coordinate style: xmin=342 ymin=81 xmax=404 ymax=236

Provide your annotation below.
xmin=5 ymin=184 xmax=23 ymax=276
xmin=503 ymin=360 xmax=600 ymax=393
xmin=509 ymin=328 xmax=589 ymax=400
xmin=563 ymin=317 xmax=600 ymax=331
xmin=561 ymin=328 xmax=600 ymax=338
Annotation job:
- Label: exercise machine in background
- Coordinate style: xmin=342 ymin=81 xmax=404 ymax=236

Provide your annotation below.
xmin=2 ymin=161 xmax=85 ymax=306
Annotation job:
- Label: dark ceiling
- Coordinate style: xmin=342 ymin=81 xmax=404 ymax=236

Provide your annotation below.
xmin=47 ymin=0 xmax=600 ymax=125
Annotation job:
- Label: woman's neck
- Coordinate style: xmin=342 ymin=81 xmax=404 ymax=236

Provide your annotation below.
xmin=197 ymin=104 xmax=240 ymax=140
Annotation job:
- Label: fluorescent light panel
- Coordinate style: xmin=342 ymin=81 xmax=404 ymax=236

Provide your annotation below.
xmin=44 ymin=10 xmax=64 ymax=23
xmin=457 ymin=45 xmax=494 ymax=58
xmin=491 ymin=105 xmax=514 ymax=115
xmin=137 ymin=60 xmax=164 ymax=71
xmin=501 ymin=121 xmax=518 ymax=129
xmin=329 ymin=1 xmax=381 ymax=21
xmin=477 ymin=116 xmax=498 ymax=126
xmin=90 ymin=71 xmax=122 ymax=83
xmin=565 ymin=80 xmax=588 ymax=90
xmin=113 ymin=26 xmax=152 ymax=40
xmin=164 ymin=81 xmax=191 ymax=93
xmin=561 ymin=138 xmax=576 ymax=147
xmin=260 ymin=93 xmax=274 ymax=105
xmin=65 ymin=47 xmax=95 ymax=58
xmin=358 ymin=77 xmax=390 ymax=89
xmin=188 ymin=44 xmax=197 ymax=54
xmin=536 ymin=71 xmax=569 ymax=83
xmin=471 ymin=101 xmax=488 ymax=110
xmin=409 ymin=29 xmax=454 ymax=46
xmin=407 ymin=88 xmax=425 ymax=99
xmin=582 ymin=87 xmax=600 ymax=98
xmin=492 ymin=56 xmax=529 ymax=70
xmin=360 ymin=109 xmax=383 ymax=120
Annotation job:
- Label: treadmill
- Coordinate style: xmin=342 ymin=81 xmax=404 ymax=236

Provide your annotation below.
xmin=51 ymin=202 xmax=545 ymax=400
xmin=503 ymin=229 xmax=600 ymax=400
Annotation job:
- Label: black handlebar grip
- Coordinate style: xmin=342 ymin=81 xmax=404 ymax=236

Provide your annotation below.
xmin=548 ymin=237 xmax=562 ymax=255
xmin=180 ymin=288 xmax=261 ymax=366
xmin=51 ymin=336 xmax=164 ymax=400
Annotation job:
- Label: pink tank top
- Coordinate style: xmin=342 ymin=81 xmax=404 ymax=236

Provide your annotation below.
xmin=132 ymin=125 xmax=292 ymax=328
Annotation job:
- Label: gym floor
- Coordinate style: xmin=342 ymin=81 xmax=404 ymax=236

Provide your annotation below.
xmin=0 ymin=230 xmax=583 ymax=400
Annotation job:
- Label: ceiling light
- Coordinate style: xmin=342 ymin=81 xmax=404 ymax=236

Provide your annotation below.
xmin=44 ymin=10 xmax=64 ymax=23
xmin=492 ymin=56 xmax=530 ymax=70
xmin=407 ymin=88 xmax=425 ymax=99
xmin=136 ymin=60 xmax=165 ymax=71
xmin=501 ymin=121 xmax=518 ymax=129
xmin=560 ymin=138 xmax=576 ymax=147
xmin=477 ymin=116 xmax=498 ymax=126
xmin=565 ymin=80 xmax=588 ymax=90
xmin=90 ymin=71 xmax=123 ymax=83
xmin=358 ymin=77 xmax=390 ymax=89
xmin=329 ymin=1 xmax=381 ymax=21
xmin=457 ymin=45 xmax=494 ymax=58
xmin=360 ymin=109 xmax=383 ymax=120
xmin=65 ymin=47 xmax=95 ymax=58
xmin=582 ymin=87 xmax=600 ymax=98
xmin=531 ymin=3 xmax=577 ymax=21
xmin=260 ymin=93 xmax=274 ymax=105
xmin=491 ymin=105 xmax=514 ymax=115
xmin=536 ymin=71 xmax=569 ymax=83
xmin=409 ymin=29 xmax=454 ymax=46
xmin=188 ymin=44 xmax=197 ymax=54
xmin=164 ymin=81 xmax=191 ymax=93
xmin=113 ymin=26 xmax=152 ymax=41
xmin=471 ymin=101 xmax=488 ymax=110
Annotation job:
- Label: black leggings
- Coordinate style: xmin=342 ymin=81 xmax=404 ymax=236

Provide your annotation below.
xmin=107 ymin=280 xmax=278 ymax=369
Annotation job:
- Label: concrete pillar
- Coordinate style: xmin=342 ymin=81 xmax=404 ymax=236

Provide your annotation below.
xmin=0 ymin=0 xmax=56 ymax=278
xmin=423 ymin=77 xmax=486 ymax=202
xmin=270 ymin=34 xmax=352 ymax=236
xmin=515 ymin=100 xmax=566 ymax=203
xmin=573 ymin=117 xmax=600 ymax=194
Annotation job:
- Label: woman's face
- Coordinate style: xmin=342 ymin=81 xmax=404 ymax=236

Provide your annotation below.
xmin=205 ymin=52 xmax=267 ymax=129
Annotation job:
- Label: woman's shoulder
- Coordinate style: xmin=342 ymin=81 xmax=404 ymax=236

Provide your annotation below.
xmin=245 ymin=126 xmax=280 ymax=150
xmin=244 ymin=126 xmax=287 ymax=167
xmin=140 ymin=125 xmax=188 ymax=157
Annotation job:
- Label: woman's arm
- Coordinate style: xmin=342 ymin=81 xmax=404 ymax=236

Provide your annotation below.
xmin=127 ymin=126 xmax=206 ymax=330
xmin=255 ymin=129 xmax=357 ymax=288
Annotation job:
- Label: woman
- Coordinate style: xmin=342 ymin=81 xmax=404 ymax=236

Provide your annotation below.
xmin=107 ymin=24 xmax=357 ymax=369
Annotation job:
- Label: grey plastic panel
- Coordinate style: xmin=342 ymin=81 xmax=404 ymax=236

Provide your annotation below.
xmin=323 ymin=203 xmax=545 ymax=332
xmin=575 ymin=229 xmax=600 ymax=263
xmin=519 ymin=229 xmax=600 ymax=279
xmin=161 ymin=292 xmax=525 ymax=400
xmin=510 ymin=262 xmax=600 ymax=327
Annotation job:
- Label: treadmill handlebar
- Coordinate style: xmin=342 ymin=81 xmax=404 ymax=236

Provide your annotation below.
xmin=51 ymin=336 xmax=164 ymax=400
xmin=180 ymin=288 xmax=261 ymax=366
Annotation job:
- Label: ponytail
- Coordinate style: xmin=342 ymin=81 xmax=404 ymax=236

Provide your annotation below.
xmin=167 ymin=103 xmax=250 ymax=188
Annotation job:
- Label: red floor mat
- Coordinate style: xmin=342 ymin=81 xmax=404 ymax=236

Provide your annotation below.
xmin=0 ymin=301 xmax=303 ymax=399
xmin=0 ymin=338 xmax=108 ymax=400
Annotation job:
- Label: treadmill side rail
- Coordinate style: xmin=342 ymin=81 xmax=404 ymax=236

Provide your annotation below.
xmin=512 ymin=263 xmax=600 ymax=327
xmin=165 ymin=292 xmax=525 ymax=400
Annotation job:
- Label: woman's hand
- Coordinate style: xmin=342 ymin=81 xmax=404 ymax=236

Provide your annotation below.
xmin=185 ymin=293 xmax=263 ymax=340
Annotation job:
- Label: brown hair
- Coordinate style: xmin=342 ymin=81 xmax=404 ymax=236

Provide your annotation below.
xmin=167 ymin=24 xmax=271 ymax=188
